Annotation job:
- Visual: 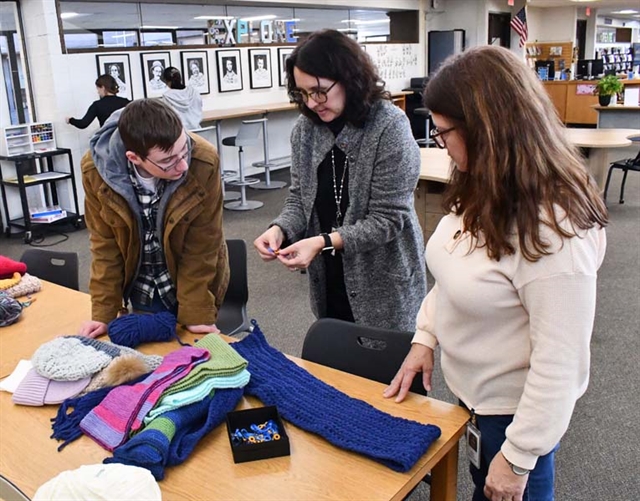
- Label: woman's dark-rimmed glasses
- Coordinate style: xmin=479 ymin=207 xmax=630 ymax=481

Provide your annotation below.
xmin=289 ymin=80 xmax=338 ymax=104
xmin=145 ymin=136 xmax=192 ymax=172
xmin=429 ymin=126 xmax=456 ymax=149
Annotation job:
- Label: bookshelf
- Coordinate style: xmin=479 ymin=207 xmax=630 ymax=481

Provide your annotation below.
xmin=525 ymin=41 xmax=574 ymax=79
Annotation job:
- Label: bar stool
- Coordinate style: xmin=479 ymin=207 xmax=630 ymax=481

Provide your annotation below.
xmin=250 ymin=116 xmax=287 ymax=190
xmin=222 ymin=119 xmax=264 ymax=211
xmin=414 ymin=108 xmax=435 ymax=148
xmin=190 ymin=125 xmax=240 ymax=201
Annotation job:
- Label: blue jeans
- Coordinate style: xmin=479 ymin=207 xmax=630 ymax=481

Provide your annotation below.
xmin=469 ymin=413 xmax=558 ymax=501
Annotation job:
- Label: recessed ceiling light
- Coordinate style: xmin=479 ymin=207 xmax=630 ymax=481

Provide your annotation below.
xmin=611 ymin=10 xmax=638 ymax=15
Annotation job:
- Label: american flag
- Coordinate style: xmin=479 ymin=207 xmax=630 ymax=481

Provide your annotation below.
xmin=510 ymin=7 xmax=528 ymax=48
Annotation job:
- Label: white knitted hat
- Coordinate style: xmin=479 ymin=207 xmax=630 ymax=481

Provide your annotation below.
xmin=31 ymin=336 xmax=162 ymax=382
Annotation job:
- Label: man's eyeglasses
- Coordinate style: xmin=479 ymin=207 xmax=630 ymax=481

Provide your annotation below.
xmin=145 ymin=136 xmax=192 ymax=172
xmin=289 ymin=80 xmax=338 ymax=104
xmin=429 ymin=126 xmax=456 ymax=149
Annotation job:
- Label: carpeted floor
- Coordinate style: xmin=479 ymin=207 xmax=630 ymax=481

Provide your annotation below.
xmin=1 ymin=167 xmax=638 ymax=501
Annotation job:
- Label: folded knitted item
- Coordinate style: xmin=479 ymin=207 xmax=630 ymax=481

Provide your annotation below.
xmin=4 ymin=273 xmax=41 ymax=298
xmin=0 ymin=272 xmax=22 ymax=290
xmin=232 ymin=322 xmax=442 ymax=473
xmin=80 ymin=346 xmax=209 ymax=451
xmin=0 ymin=255 xmax=27 ymax=279
xmin=32 ymin=336 xmax=163 ymax=382
xmin=0 ymin=291 xmax=23 ymax=327
xmin=155 ymin=333 xmax=248 ymax=399
xmin=143 ymin=368 xmax=250 ymax=423
xmin=105 ymin=387 xmax=243 ymax=480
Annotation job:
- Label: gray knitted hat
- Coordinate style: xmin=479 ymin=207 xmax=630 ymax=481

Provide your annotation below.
xmin=32 ymin=336 xmax=163 ymax=382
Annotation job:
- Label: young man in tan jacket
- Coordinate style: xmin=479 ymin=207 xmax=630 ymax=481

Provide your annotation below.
xmin=78 ymin=99 xmax=228 ymax=338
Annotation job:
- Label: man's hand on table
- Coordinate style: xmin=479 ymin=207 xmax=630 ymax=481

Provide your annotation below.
xmin=78 ymin=320 xmax=107 ymax=338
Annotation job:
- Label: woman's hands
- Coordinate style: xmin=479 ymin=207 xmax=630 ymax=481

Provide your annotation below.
xmin=383 ymin=343 xmax=434 ymax=402
xmin=186 ymin=324 xmax=220 ymax=334
xmin=484 ymin=453 xmax=528 ymax=501
xmin=254 ymin=226 xmax=325 ymax=272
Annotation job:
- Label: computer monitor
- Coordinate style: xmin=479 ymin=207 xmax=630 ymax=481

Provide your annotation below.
xmin=576 ymin=59 xmax=604 ymax=80
xmin=535 ymin=60 xmax=555 ymax=81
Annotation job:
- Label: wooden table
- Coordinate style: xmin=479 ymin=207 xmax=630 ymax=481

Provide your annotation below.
xmin=0 ymin=282 xmax=469 ymax=501
xmin=565 ymin=128 xmax=640 ymax=188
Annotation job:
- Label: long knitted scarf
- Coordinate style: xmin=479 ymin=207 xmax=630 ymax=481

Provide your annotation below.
xmin=232 ymin=323 xmax=442 ymax=473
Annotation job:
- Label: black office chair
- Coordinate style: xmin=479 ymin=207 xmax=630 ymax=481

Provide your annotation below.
xmin=301 ymin=317 xmax=427 ymax=396
xmin=414 ymin=108 xmax=435 ymax=148
xmin=603 ymin=149 xmax=640 ymax=204
xmin=19 ymin=249 xmax=79 ymax=291
xmin=216 ymin=239 xmax=251 ymax=336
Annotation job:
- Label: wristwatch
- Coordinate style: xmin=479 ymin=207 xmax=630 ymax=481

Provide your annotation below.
xmin=320 ymin=233 xmax=335 ymax=256
xmin=504 ymin=456 xmax=530 ymax=476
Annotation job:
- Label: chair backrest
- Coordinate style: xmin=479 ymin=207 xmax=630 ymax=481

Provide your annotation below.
xmin=189 ymin=125 xmax=217 ymax=143
xmin=234 ymin=119 xmax=264 ymax=147
xmin=20 ymin=249 xmax=79 ymax=291
xmin=301 ymin=318 xmax=427 ymax=395
xmin=216 ymin=239 xmax=250 ymax=336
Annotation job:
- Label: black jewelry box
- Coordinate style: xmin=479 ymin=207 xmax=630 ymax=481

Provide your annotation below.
xmin=225 ymin=405 xmax=290 ymax=463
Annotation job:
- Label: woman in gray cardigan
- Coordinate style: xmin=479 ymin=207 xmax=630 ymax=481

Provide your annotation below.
xmin=254 ymin=30 xmax=426 ymax=332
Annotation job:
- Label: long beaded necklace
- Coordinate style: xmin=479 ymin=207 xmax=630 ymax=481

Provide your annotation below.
xmin=331 ymin=148 xmax=348 ymax=227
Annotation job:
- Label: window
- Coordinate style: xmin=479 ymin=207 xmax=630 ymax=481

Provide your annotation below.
xmin=0 ymin=1 xmax=32 ymax=125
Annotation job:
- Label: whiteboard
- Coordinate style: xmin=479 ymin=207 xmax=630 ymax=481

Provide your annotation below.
xmin=364 ymin=44 xmax=420 ymax=92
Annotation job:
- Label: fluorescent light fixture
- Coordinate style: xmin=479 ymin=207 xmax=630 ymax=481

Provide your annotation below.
xmin=570 ymin=0 xmax=597 ymax=3
xmin=239 ymin=15 xmax=277 ymax=22
xmin=60 ymin=12 xmax=80 ymax=19
xmin=341 ymin=19 xmax=357 ymax=23
xmin=193 ymin=15 xmax=234 ymax=20
xmin=141 ymin=25 xmax=179 ymax=29
xmin=280 ymin=18 xmax=300 ymax=22
xmin=353 ymin=19 xmax=390 ymax=25
xmin=611 ymin=10 xmax=638 ymax=14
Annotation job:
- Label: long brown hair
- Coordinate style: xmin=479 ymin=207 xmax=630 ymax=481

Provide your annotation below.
xmin=424 ymin=45 xmax=608 ymax=261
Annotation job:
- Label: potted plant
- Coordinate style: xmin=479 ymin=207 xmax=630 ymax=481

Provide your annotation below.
xmin=594 ymin=75 xmax=623 ymax=106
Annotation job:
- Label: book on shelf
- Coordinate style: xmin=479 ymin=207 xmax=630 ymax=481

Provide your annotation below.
xmin=30 ymin=211 xmax=67 ymax=223
xmin=29 ymin=205 xmax=65 ymax=218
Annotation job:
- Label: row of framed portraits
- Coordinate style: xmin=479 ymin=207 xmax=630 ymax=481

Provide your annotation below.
xmin=96 ymin=48 xmax=295 ymax=100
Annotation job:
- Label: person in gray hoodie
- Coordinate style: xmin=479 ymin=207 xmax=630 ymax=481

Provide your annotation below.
xmin=254 ymin=30 xmax=426 ymax=332
xmin=160 ymin=67 xmax=203 ymax=131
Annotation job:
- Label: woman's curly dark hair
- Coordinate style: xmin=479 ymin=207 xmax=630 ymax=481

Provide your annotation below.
xmin=285 ymin=29 xmax=390 ymax=126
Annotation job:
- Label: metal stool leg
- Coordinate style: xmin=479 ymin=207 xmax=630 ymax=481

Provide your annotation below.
xmin=213 ymin=120 xmax=241 ymax=202
xmin=250 ymin=117 xmax=287 ymax=190
xmin=224 ymin=146 xmax=264 ymax=211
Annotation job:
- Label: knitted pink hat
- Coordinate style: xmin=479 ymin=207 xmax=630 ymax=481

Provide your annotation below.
xmin=0 ymin=255 xmax=27 ymax=279
xmin=12 ymin=368 xmax=90 ymax=406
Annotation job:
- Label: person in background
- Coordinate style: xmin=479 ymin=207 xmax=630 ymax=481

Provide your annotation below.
xmin=161 ymin=66 xmax=203 ymax=131
xmin=66 ymin=75 xmax=129 ymax=129
xmin=384 ymin=46 xmax=608 ymax=501
xmin=253 ymin=30 xmax=426 ymax=332
xmin=78 ymin=99 xmax=228 ymax=338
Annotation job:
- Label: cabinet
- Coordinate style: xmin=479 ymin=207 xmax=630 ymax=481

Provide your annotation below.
xmin=3 ymin=122 xmax=56 ymax=156
xmin=0 ymin=148 xmax=83 ymax=243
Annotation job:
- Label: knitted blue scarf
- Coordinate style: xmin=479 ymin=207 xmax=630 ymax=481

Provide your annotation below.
xmin=233 ymin=323 xmax=442 ymax=473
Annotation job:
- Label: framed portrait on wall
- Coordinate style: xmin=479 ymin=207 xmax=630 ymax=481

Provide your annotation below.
xmin=140 ymin=52 xmax=170 ymax=98
xmin=216 ymin=49 xmax=243 ymax=93
xmin=277 ymin=47 xmax=294 ymax=87
xmin=181 ymin=50 xmax=210 ymax=95
xmin=95 ymin=54 xmax=133 ymax=101
xmin=248 ymin=48 xmax=272 ymax=89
